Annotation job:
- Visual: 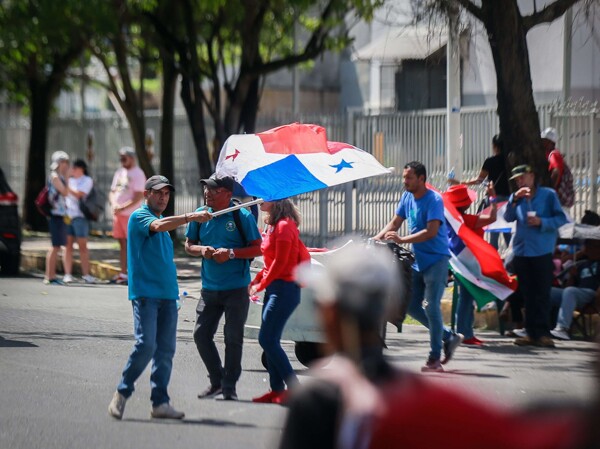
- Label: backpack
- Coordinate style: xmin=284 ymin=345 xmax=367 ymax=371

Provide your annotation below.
xmin=549 ymin=150 xmax=575 ymax=208
xmin=34 ymin=185 xmax=51 ymax=217
xmin=79 ymin=185 xmax=105 ymax=221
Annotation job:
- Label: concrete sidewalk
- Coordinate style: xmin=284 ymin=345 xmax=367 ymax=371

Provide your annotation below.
xmin=20 ymin=234 xmax=202 ymax=281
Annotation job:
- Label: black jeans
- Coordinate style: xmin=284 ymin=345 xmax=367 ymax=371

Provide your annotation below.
xmin=513 ymin=254 xmax=553 ymax=340
xmin=193 ymin=287 xmax=249 ymax=391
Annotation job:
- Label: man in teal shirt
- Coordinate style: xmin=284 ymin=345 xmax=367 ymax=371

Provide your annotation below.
xmin=108 ymin=175 xmax=211 ymax=420
xmin=185 ymin=175 xmax=262 ymax=401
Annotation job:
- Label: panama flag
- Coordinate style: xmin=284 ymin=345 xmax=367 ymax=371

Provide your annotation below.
xmin=440 ymin=191 xmax=518 ymax=308
xmin=215 ymin=123 xmax=392 ymax=201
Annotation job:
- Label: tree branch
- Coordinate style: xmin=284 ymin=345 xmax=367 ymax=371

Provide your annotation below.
xmin=523 ymin=0 xmax=580 ymax=31
xmin=454 ymin=0 xmax=484 ymax=22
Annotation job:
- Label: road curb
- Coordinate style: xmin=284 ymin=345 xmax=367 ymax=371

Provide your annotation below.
xmin=20 ymin=250 xmax=120 ymax=281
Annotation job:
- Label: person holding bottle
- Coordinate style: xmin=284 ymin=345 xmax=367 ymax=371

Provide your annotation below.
xmin=249 ymin=198 xmax=310 ymax=405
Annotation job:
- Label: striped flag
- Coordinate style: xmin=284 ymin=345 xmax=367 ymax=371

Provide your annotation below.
xmin=215 ymin=123 xmax=391 ymax=201
xmin=440 ymin=189 xmax=518 ymax=308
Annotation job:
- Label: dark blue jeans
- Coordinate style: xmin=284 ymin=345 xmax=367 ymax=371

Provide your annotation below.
xmin=117 ymin=298 xmax=178 ymax=407
xmin=513 ymin=254 xmax=553 ymax=339
xmin=259 ymin=280 xmax=300 ymax=392
xmin=193 ymin=287 xmax=249 ymax=391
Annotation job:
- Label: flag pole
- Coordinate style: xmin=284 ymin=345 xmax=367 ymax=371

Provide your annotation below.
xmin=211 ymin=198 xmax=264 ymax=217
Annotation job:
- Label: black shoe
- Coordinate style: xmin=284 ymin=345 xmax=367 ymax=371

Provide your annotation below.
xmin=442 ymin=332 xmax=463 ymax=365
xmin=198 ymin=385 xmax=222 ymax=399
xmin=222 ymin=389 xmax=238 ymax=401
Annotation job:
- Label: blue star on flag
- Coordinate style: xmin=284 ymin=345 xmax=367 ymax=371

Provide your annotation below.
xmin=330 ymin=159 xmax=354 ymax=173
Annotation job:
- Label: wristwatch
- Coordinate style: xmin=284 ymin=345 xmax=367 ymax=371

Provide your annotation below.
xmin=228 ymin=248 xmax=235 ymax=260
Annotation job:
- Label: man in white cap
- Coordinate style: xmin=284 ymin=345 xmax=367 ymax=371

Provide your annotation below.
xmin=109 ymin=146 xmax=146 ymax=284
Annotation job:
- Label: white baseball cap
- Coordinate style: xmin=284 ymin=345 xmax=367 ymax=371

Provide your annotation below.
xmin=541 ymin=127 xmax=558 ymax=144
xmin=50 ymin=150 xmax=70 ymax=170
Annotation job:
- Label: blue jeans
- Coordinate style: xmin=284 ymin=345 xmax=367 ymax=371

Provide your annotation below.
xmin=67 ymin=217 xmax=89 ymax=237
xmin=259 ymin=280 xmax=300 ymax=391
xmin=551 ymin=286 xmax=596 ymax=329
xmin=117 ymin=298 xmax=178 ymax=407
xmin=455 ymin=277 xmax=475 ymax=339
xmin=407 ymin=256 xmax=451 ymax=360
xmin=193 ymin=287 xmax=249 ymax=391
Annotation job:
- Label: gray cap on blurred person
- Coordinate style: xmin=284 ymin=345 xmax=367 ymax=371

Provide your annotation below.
xmin=296 ymin=239 xmax=400 ymax=331
xmin=119 ymin=146 xmax=136 ymax=158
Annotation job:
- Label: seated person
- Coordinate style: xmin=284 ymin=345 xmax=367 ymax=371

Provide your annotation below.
xmin=550 ymin=239 xmax=600 ymax=341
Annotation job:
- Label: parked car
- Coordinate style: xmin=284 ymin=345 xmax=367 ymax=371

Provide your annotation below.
xmin=0 ymin=167 xmax=21 ymax=275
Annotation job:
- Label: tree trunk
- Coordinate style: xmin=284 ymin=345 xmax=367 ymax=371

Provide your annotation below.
xmin=239 ymin=76 xmax=260 ymax=133
xmin=23 ymin=83 xmax=52 ymax=231
xmin=160 ymin=53 xmax=177 ymax=220
xmin=481 ymin=0 xmax=549 ymax=185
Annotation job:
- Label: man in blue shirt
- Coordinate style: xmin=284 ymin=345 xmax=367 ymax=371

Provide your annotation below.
xmin=108 ymin=175 xmax=212 ymax=420
xmin=185 ymin=175 xmax=262 ymax=401
xmin=374 ymin=161 xmax=462 ymax=372
xmin=504 ymin=165 xmax=567 ymax=347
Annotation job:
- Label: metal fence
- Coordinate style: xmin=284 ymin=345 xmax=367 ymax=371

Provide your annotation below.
xmin=1 ymin=102 xmax=598 ymax=246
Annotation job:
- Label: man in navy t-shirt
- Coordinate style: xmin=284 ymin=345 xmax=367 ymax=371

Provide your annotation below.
xmin=108 ymin=175 xmax=211 ymax=420
xmin=375 ymin=161 xmax=462 ymax=372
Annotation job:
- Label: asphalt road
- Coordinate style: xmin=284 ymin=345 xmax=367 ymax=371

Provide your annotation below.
xmin=1 ymin=275 xmax=598 ymax=449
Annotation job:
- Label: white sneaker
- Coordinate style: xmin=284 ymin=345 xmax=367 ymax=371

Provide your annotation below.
xmin=550 ymin=327 xmax=570 ymax=341
xmin=513 ymin=328 xmax=528 ymax=338
xmin=108 ymin=391 xmax=127 ymax=420
xmin=151 ymin=403 xmax=185 ymax=420
xmin=63 ymin=274 xmax=74 ymax=284
xmin=82 ymin=274 xmax=98 ymax=284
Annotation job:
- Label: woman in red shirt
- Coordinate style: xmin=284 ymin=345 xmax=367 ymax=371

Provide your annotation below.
xmin=249 ymin=199 xmax=310 ymax=404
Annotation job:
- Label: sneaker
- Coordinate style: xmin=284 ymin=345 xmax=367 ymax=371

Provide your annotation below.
xmin=222 ymin=389 xmax=238 ymax=401
xmin=442 ymin=332 xmax=463 ymax=365
xmin=63 ymin=274 xmax=74 ymax=284
xmin=271 ymin=390 xmax=289 ymax=406
xmin=108 ymin=391 xmax=127 ymax=420
xmin=82 ymin=274 xmax=98 ymax=284
xmin=111 ymin=273 xmax=129 ymax=285
xmin=43 ymin=278 xmax=64 ymax=286
xmin=550 ymin=327 xmax=570 ymax=341
xmin=513 ymin=328 xmax=528 ymax=338
xmin=252 ymin=390 xmax=279 ymax=403
xmin=463 ymin=336 xmax=484 ymax=346
xmin=537 ymin=336 xmax=556 ymax=348
xmin=421 ymin=357 xmax=444 ymax=373
xmin=151 ymin=403 xmax=185 ymax=420
xmin=197 ymin=384 xmax=222 ymax=399
xmin=514 ymin=336 xmax=536 ymax=346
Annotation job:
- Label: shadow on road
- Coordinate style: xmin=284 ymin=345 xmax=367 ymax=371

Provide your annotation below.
xmin=0 ymin=335 xmax=38 ymax=348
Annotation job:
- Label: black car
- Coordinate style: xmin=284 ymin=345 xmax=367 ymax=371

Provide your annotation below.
xmin=0 ymin=167 xmax=21 ymax=275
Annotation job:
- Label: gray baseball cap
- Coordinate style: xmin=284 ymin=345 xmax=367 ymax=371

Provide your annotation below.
xmin=119 ymin=146 xmax=136 ymax=158
xmin=145 ymin=175 xmax=175 ymax=192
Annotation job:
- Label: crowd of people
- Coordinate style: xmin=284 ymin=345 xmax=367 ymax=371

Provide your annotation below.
xmin=39 ymin=130 xmax=599 ymax=447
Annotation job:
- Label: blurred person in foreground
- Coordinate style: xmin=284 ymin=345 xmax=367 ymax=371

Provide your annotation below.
xmin=109 ymin=146 xmax=146 ymax=285
xmin=281 ymin=241 xmax=592 ymax=449
xmin=108 ymin=175 xmax=212 ymax=420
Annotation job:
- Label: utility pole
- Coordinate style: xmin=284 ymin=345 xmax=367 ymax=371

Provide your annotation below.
xmin=446 ymin=2 xmax=462 ymax=180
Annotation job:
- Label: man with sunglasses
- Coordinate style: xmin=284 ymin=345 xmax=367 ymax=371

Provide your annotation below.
xmin=185 ymin=174 xmax=262 ymax=401
xmin=109 ymin=146 xmax=146 ymax=285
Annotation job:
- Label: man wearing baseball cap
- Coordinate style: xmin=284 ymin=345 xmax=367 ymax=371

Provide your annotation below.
xmin=109 ymin=146 xmax=146 ymax=285
xmin=504 ymin=165 xmax=567 ymax=348
xmin=185 ymin=173 xmax=261 ymax=401
xmin=108 ymin=175 xmax=212 ymax=420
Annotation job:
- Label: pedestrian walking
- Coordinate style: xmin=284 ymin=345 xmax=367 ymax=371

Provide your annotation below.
xmin=185 ymin=174 xmax=262 ymax=401
xmin=108 ymin=175 xmax=212 ymax=420
xmin=62 ymin=159 xmax=97 ymax=284
xmin=109 ymin=147 xmax=146 ymax=285
xmin=250 ymin=199 xmax=310 ymax=404
xmin=44 ymin=151 xmax=70 ymax=285
xmin=504 ymin=165 xmax=567 ymax=347
xmin=374 ymin=161 xmax=462 ymax=372
xmin=443 ymin=184 xmax=497 ymax=345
